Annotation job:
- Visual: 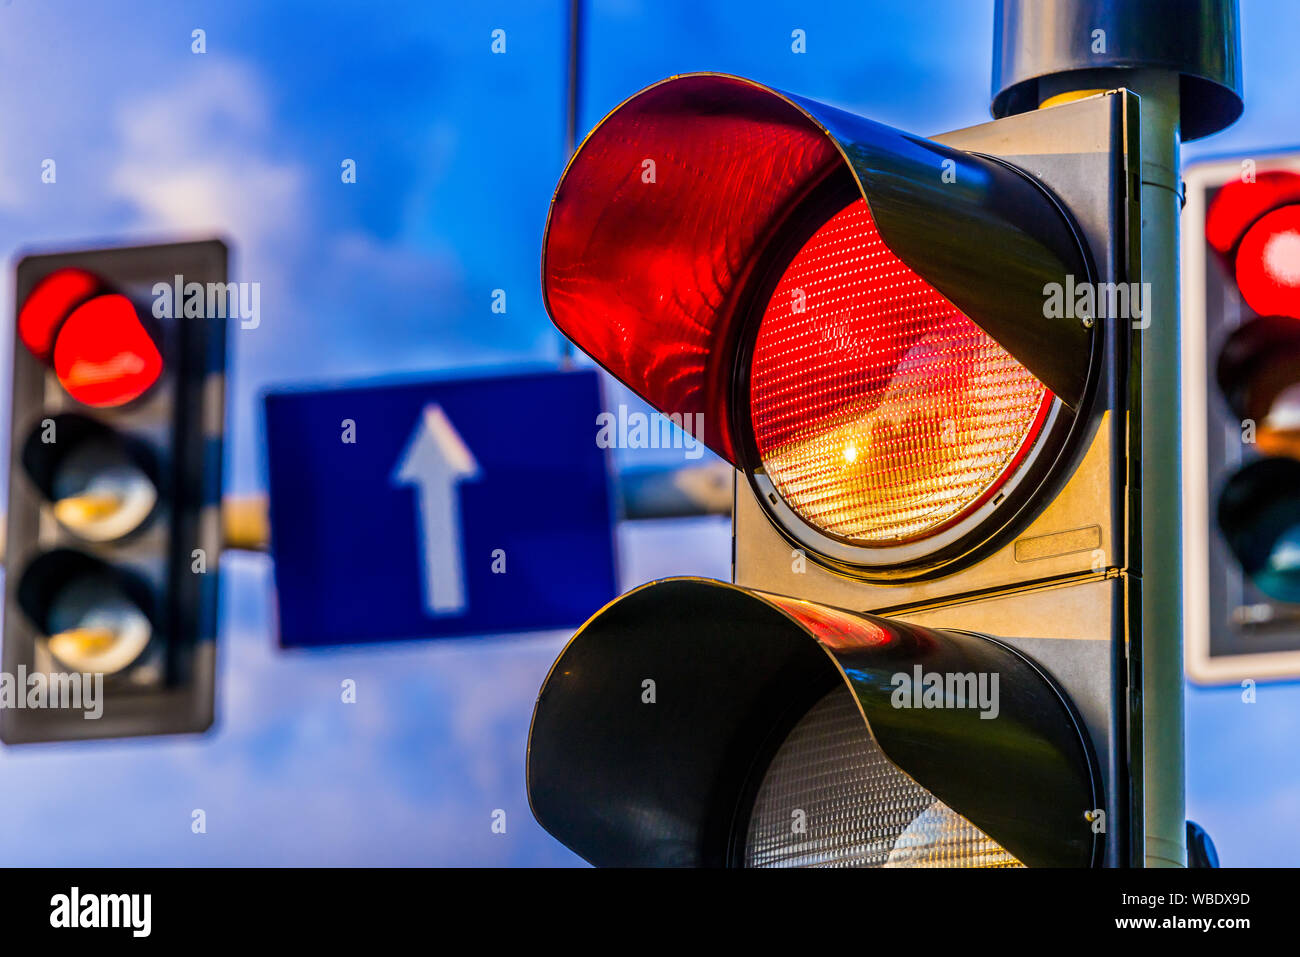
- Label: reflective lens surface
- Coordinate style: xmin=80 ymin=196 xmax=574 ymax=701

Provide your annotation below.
xmin=45 ymin=574 xmax=152 ymax=675
xmin=50 ymin=436 xmax=158 ymax=542
xmin=749 ymin=198 xmax=1051 ymax=545
xmin=1216 ymin=316 xmax=1300 ymax=458
xmin=1218 ymin=457 xmax=1300 ymax=603
xmin=744 ymin=688 xmax=1020 ymax=868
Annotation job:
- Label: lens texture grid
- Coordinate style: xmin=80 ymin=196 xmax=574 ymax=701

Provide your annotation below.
xmin=745 ymin=689 xmax=1021 ymax=868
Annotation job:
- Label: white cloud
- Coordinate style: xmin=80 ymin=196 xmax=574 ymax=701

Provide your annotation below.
xmin=108 ymin=59 xmax=307 ymax=262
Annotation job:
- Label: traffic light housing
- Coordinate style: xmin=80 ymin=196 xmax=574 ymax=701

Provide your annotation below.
xmin=1184 ymin=155 xmax=1300 ymax=682
xmin=531 ymin=579 xmax=1100 ymax=867
xmin=529 ymin=74 xmax=1145 ymax=867
xmin=2 ymin=240 xmax=227 ymax=743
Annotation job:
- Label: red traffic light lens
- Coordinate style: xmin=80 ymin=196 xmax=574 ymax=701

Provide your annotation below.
xmin=1235 ymin=204 xmax=1300 ymax=319
xmin=52 ymin=294 xmax=163 ymax=408
xmin=749 ymin=198 xmax=1052 ymax=545
xmin=17 ymin=267 xmax=104 ymax=362
xmin=1205 ymin=171 xmax=1300 ymax=256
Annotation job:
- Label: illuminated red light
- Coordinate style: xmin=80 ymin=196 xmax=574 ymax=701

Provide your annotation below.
xmin=749 ymin=199 xmax=1051 ymax=545
xmin=18 ymin=268 xmax=104 ymax=361
xmin=52 ymin=294 xmax=163 ymax=408
xmin=1206 ymin=171 xmax=1300 ymax=255
xmin=1235 ymin=205 xmax=1300 ymax=319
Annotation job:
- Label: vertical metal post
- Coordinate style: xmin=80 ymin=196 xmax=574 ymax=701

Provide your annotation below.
xmin=1126 ymin=70 xmax=1187 ymax=869
xmin=993 ymin=0 xmax=1243 ymax=867
xmin=1041 ymin=65 xmax=1187 ymax=868
xmin=1038 ymin=69 xmax=1184 ymax=867
xmin=559 ymin=0 xmax=585 ymax=368
xmin=1118 ymin=69 xmax=1186 ymax=869
xmin=564 ymin=0 xmax=584 ymax=160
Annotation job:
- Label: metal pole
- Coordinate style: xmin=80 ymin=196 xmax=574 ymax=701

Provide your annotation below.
xmin=558 ymin=0 xmax=584 ymax=369
xmin=1039 ymin=67 xmax=1187 ymax=869
xmin=1127 ymin=69 xmax=1186 ymax=870
xmin=993 ymin=0 xmax=1243 ymax=867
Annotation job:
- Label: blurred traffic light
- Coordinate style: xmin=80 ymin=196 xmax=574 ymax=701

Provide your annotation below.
xmin=527 ymin=74 xmax=1148 ymax=867
xmin=2 ymin=241 xmax=227 ymax=743
xmin=1184 ymin=158 xmax=1300 ymax=682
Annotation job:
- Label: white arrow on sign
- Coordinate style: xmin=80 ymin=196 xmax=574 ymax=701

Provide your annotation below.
xmin=392 ymin=404 xmax=480 ymax=617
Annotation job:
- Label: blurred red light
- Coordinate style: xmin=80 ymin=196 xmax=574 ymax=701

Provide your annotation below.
xmin=749 ymin=199 xmax=1051 ymax=545
xmin=1206 ymin=171 xmax=1300 ymax=255
xmin=52 ymin=294 xmax=163 ymax=408
xmin=17 ymin=268 xmax=104 ymax=362
xmin=1236 ymin=205 xmax=1300 ymax=319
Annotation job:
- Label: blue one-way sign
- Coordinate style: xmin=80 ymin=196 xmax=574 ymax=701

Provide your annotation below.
xmin=264 ymin=368 xmax=618 ymax=647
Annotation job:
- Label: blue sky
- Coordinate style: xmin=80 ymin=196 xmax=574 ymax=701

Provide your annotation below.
xmin=0 ymin=0 xmax=1298 ymax=865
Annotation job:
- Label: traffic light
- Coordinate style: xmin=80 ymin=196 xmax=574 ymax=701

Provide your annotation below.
xmin=1184 ymin=155 xmax=1300 ymax=682
xmin=2 ymin=240 xmax=228 ymax=743
xmin=528 ymin=73 xmax=1143 ymax=867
